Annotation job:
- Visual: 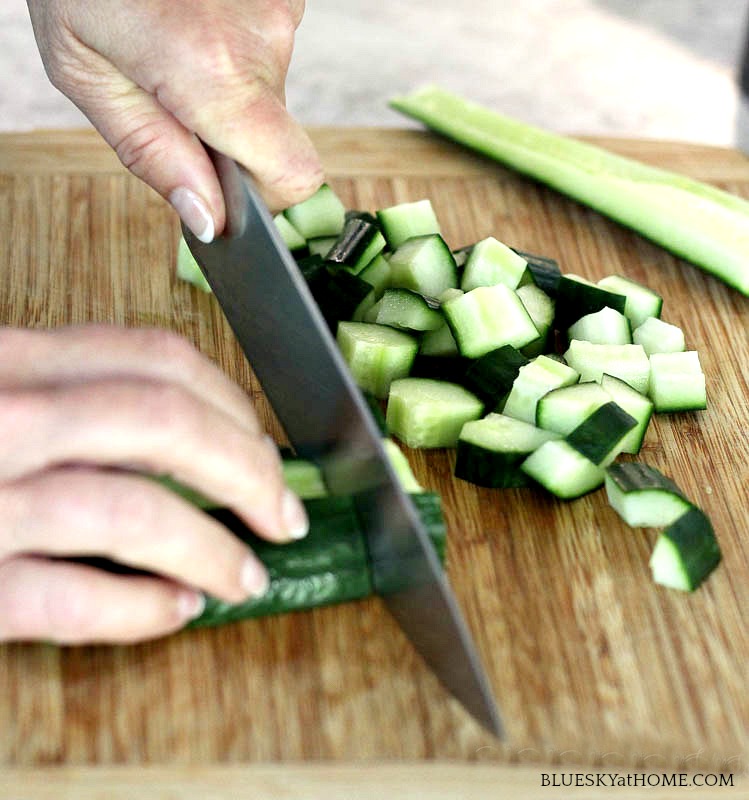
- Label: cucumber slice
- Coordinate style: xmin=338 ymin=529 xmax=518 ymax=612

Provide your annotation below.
xmin=273 ymin=214 xmax=307 ymax=253
xmin=282 ymin=460 xmax=328 ymax=499
xmin=390 ymin=86 xmax=749 ymax=295
xmin=176 ymin=236 xmax=212 ymax=292
xmin=336 ymin=322 xmax=418 ymax=399
xmin=648 ymin=351 xmax=706 ymax=412
xmin=456 ymin=413 xmax=560 ymax=488
xmin=599 ymin=374 xmax=654 ymax=454
xmin=563 ymin=340 xmax=651 ymax=394
xmin=564 ymin=401 xmax=637 ymax=466
xmin=597 ymin=275 xmax=663 ymax=328
xmin=443 ymin=284 xmax=540 ymax=358
xmin=567 ymin=306 xmax=632 ymax=345
xmin=387 ymin=234 xmax=458 ymax=297
xmin=386 ymin=378 xmax=484 ymax=448
xmin=632 ymin=317 xmax=686 ymax=355
xmin=554 ymin=274 xmax=627 ymax=330
xmin=536 ymin=381 xmax=612 ymax=435
xmin=462 ymin=345 xmax=529 ymax=409
xmin=502 ymin=355 xmax=580 ymax=425
xmin=376 ymin=199 xmax=441 ymax=249
xmin=520 ymin=439 xmax=606 ymax=499
xmin=382 ymin=438 xmax=424 ymax=493
xmin=284 ymin=184 xmax=346 ymax=240
xmin=605 ymin=463 xmax=692 ymax=527
xmin=515 ymin=283 xmax=555 ymax=357
xmin=649 ymin=507 xmax=721 ymax=592
xmin=375 ymin=289 xmax=444 ymax=332
xmin=460 ymin=236 xmax=530 ymax=291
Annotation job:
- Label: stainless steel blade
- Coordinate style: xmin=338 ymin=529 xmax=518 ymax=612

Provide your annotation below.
xmin=182 ymin=150 xmax=503 ymax=736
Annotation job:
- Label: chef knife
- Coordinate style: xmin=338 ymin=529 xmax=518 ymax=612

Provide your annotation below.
xmin=181 ymin=148 xmax=503 ymax=737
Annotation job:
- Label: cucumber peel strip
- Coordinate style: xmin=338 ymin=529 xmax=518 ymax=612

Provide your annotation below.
xmin=390 ymin=85 xmax=749 ymax=295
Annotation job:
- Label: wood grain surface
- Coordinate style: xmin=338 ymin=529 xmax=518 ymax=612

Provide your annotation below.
xmin=0 ymin=129 xmax=746 ymax=774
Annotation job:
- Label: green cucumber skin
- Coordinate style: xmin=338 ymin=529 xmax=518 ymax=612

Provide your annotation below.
xmin=454 ymin=441 xmax=532 ymax=488
xmin=565 ymin=401 xmax=637 ymax=465
xmin=390 ymin=86 xmax=749 ymax=296
xmin=187 ymin=493 xmax=446 ymax=628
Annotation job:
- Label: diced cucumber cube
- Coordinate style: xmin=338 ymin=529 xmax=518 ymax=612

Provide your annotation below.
xmin=460 ymin=236 xmax=529 ymax=291
xmin=648 ymin=351 xmax=706 ymax=412
xmin=633 ymin=317 xmax=686 ymax=355
xmin=502 ymin=355 xmax=580 ymax=424
xmin=376 ymin=199 xmax=441 ymax=249
xmin=284 ymin=184 xmax=346 ymax=239
xmin=387 ymin=234 xmax=458 ymax=297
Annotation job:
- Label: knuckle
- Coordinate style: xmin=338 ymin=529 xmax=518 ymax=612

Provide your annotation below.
xmin=112 ymin=118 xmax=173 ymax=177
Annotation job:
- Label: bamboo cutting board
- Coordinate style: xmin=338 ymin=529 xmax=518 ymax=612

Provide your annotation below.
xmin=0 ymin=128 xmax=747 ymax=774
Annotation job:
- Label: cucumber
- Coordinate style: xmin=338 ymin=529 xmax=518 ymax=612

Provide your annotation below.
xmin=284 ymin=183 xmax=346 ymax=240
xmin=462 ymin=344 xmax=529 ymax=409
xmin=356 ymin=254 xmax=391 ymax=300
xmin=307 ymin=236 xmax=338 ymax=258
xmin=520 ymin=439 xmax=606 ymax=499
xmin=553 ymin=274 xmax=627 ymax=331
xmin=567 ymin=306 xmax=632 ymax=346
xmin=563 ymin=340 xmax=651 ymax=394
xmin=390 ymin=85 xmax=749 ymax=295
xmin=599 ymin=374 xmax=654 ymax=454
xmin=325 ymin=217 xmax=386 ymax=273
xmin=273 ymin=214 xmax=307 ymax=254
xmin=307 ymin=268 xmax=375 ymax=332
xmin=605 ymin=462 xmax=692 ymax=528
xmin=460 ymin=236 xmax=530 ymax=291
xmin=515 ymin=283 xmax=555 ymax=357
xmin=336 ymin=321 xmax=418 ymax=399
xmin=564 ymin=401 xmax=637 ymax=466
xmin=443 ymin=284 xmax=540 ymax=358
xmin=648 ymin=351 xmax=706 ymax=412
xmin=649 ymin=507 xmax=721 ymax=592
xmin=376 ymin=199 xmax=441 ymax=249
xmin=632 ymin=317 xmax=686 ymax=355
xmin=512 ymin=249 xmax=562 ymax=295
xmin=597 ymin=275 xmax=663 ymax=328
xmin=502 ymin=355 xmax=580 ymax=425
xmin=374 ymin=289 xmax=444 ymax=332
xmin=535 ymin=381 xmax=612 ymax=436
xmin=386 ymin=378 xmax=484 ymax=448
xmin=456 ymin=413 xmax=560 ymax=488
xmin=176 ymin=236 xmax=212 ymax=292
xmin=387 ymin=234 xmax=458 ymax=297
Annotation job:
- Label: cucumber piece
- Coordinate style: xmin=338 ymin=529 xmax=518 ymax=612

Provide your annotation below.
xmin=649 ymin=507 xmax=721 ymax=592
xmin=336 ymin=321 xmax=418 ymax=399
xmin=554 ymin=274 xmax=627 ymax=330
xmin=376 ymin=199 xmax=441 ymax=249
xmin=387 ymin=234 xmax=458 ymax=297
xmin=307 ymin=236 xmax=338 ymax=258
xmin=599 ymin=374 xmax=654 ymax=454
xmin=567 ymin=306 xmax=632 ymax=345
xmin=512 ymin=249 xmax=562 ymax=295
xmin=648 ymin=351 xmax=706 ymax=412
xmin=605 ymin=462 xmax=692 ymax=528
xmin=563 ymin=340 xmax=651 ymax=394
xmin=386 ymin=378 xmax=484 ymax=448
xmin=597 ymin=275 xmax=663 ymax=328
xmin=273 ymin=214 xmax=307 ymax=254
xmin=382 ymin=438 xmax=424 ymax=493
xmin=176 ymin=236 xmax=212 ymax=292
xmin=281 ymin=460 xmax=328 ymax=499
xmin=375 ymin=289 xmax=444 ymax=332
xmin=456 ymin=413 xmax=560 ymax=488
xmin=443 ymin=284 xmax=540 ymax=358
xmin=357 ymin=254 xmax=392 ymax=300
xmin=308 ymin=268 xmax=374 ymax=331
xmin=460 ymin=236 xmax=530 ymax=291
xmin=536 ymin=381 xmax=612 ymax=436
xmin=502 ymin=355 xmax=580 ymax=425
xmin=462 ymin=344 xmax=529 ymax=409
xmin=520 ymin=439 xmax=606 ymax=499
xmin=419 ymin=321 xmax=460 ymax=357
xmin=326 ymin=217 xmax=386 ymax=273
xmin=632 ymin=317 xmax=686 ymax=355
xmin=564 ymin=401 xmax=637 ymax=466
xmin=284 ymin=183 xmax=346 ymax=240
xmin=515 ymin=283 xmax=555 ymax=356
xmin=390 ymin=86 xmax=749 ymax=295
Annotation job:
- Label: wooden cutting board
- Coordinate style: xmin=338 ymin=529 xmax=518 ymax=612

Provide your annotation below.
xmin=0 ymin=128 xmax=747 ymax=774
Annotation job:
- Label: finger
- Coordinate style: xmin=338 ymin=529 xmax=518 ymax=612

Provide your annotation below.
xmin=0 ymin=556 xmax=205 ymax=645
xmin=0 ymin=378 xmax=308 ymax=542
xmin=0 ymin=325 xmax=260 ymax=435
xmin=0 ymin=466 xmax=270 ymax=602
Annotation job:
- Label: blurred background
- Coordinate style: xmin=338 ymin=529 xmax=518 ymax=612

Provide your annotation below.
xmin=3 ymin=0 xmax=749 ymax=149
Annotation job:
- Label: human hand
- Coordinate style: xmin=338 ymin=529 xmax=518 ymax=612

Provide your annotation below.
xmin=26 ymin=0 xmax=323 ymax=240
xmin=0 ymin=325 xmax=308 ymax=645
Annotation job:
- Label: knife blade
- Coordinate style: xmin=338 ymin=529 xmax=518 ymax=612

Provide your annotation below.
xmin=181 ymin=149 xmax=503 ymax=737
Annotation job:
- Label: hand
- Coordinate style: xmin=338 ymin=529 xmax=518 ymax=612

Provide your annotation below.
xmin=25 ymin=0 xmax=323 ymax=240
xmin=0 ymin=325 xmax=308 ymax=645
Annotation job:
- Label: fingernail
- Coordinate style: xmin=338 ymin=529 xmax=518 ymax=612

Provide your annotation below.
xmin=177 ymin=590 xmax=205 ymax=622
xmin=282 ymin=487 xmax=309 ymax=540
xmin=241 ymin=556 xmax=270 ymax=598
xmin=169 ymin=186 xmax=215 ymax=243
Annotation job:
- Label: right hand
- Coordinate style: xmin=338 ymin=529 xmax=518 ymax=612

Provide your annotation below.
xmin=0 ymin=325 xmax=308 ymax=645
